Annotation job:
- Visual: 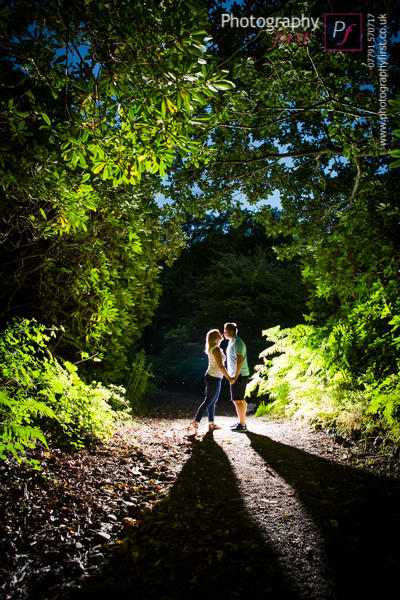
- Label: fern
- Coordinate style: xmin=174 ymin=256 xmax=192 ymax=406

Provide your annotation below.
xmin=251 ymin=324 xmax=352 ymax=421
xmin=253 ymin=316 xmax=400 ymax=442
xmin=125 ymin=349 xmax=155 ymax=412
xmin=0 ymin=318 xmax=133 ymax=467
xmin=366 ymin=372 xmax=400 ymax=435
xmin=0 ymin=389 xmax=54 ymax=467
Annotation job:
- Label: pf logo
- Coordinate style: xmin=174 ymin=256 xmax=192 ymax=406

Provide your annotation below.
xmin=324 ymin=13 xmax=363 ymax=51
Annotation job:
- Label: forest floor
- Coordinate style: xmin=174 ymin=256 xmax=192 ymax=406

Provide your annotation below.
xmin=1 ymin=390 xmax=400 ymax=600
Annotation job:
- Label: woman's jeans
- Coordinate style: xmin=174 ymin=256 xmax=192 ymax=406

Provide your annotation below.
xmin=194 ymin=374 xmax=222 ymax=423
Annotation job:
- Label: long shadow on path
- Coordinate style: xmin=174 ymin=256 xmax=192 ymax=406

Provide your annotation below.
xmin=71 ymin=432 xmax=297 ymax=600
xmin=247 ymin=432 xmax=400 ymax=599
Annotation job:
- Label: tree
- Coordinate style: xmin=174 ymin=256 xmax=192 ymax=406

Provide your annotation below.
xmin=0 ymin=0 xmax=234 ymax=375
xmin=165 ymin=0 xmax=396 ymax=224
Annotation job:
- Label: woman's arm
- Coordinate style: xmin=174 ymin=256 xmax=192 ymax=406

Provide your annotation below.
xmin=212 ymin=347 xmax=233 ymax=382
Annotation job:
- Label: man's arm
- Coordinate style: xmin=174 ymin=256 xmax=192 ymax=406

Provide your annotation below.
xmin=234 ymin=354 xmax=244 ymax=380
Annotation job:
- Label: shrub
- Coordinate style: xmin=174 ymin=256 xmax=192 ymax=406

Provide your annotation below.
xmin=0 ymin=318 xmax=131 ymax=467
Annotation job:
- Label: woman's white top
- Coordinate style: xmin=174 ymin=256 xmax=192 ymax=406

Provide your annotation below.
xmin=207 ymin=344 xmax=226 ymax=378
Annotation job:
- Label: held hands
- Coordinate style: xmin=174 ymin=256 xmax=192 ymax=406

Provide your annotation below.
xmin=228 ymin=375 xmax=237 ymax=384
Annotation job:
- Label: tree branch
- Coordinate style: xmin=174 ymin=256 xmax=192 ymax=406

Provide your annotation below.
xmin=346 ymin=157 xmax=362 ymax=205
xmin=209 ymin=146 xmax=389 ymax=166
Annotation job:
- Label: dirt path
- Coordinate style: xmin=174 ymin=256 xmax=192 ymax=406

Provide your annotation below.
xmin=2 ymin=390 xmax=400 ymax=600
xmin=72 ymin=390 xmax=400 ymax=600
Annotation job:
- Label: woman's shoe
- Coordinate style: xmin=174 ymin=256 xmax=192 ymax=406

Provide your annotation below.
xmin=209 ymin=423 xmax=222 ymax=431
xmin=188 ymin=421 xmax=199 ymax=433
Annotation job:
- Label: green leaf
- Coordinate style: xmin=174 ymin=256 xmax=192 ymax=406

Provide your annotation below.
xmin=184 ymin=0 xmax=203 ymax=14
xmin=330 ymin=519 xmax=339 ymax=527
xmin=213 ymin=80 xmax=235 ymax=90
xmin=184 ymin=92 xmax=191 ymax=113
xmin=93 ymin=162 xmax=106 ymax=174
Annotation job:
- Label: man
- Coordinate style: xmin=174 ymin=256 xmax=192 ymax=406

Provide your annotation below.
xmin=224 ymin=322 xmax=249 ymax=432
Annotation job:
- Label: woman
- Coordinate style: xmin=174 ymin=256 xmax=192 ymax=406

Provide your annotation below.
xmin=189 ymin=329 xmax=233 ymax=433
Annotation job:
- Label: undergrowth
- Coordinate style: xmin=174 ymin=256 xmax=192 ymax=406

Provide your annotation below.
xmin=0 ymin=318 xmax=133 ymax=468
xmin=249 ymin=325 xmax=400 ymax=447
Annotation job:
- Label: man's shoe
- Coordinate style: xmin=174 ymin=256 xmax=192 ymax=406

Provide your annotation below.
xmin=231 ymin=423 xmax=247 ymax=432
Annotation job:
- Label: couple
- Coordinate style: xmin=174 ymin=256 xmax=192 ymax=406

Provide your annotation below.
xmin=189 ymin=322 xmax=249 ymax=434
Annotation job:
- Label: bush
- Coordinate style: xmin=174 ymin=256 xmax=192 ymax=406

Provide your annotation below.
xmin=0 ymin=318 xmax=131 ymax=467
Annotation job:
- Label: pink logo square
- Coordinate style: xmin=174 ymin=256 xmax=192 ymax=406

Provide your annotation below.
xmin=324 ymin=13 xmax=363 ymax=51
